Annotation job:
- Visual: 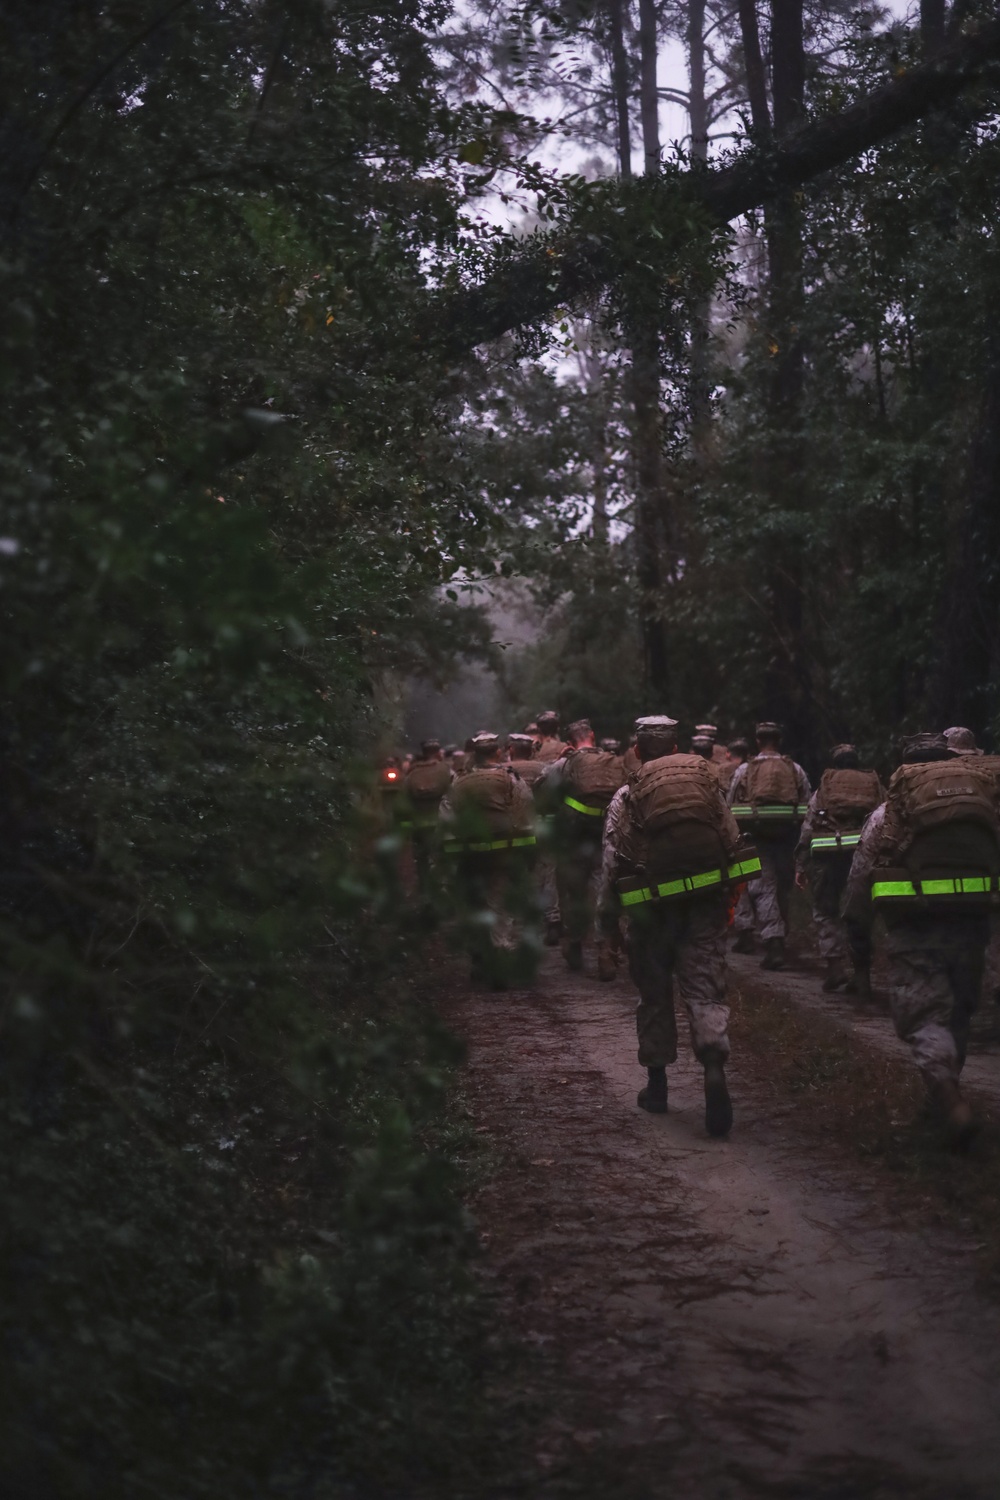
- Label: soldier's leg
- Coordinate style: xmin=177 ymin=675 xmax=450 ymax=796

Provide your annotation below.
xmin=675 ymin=897 xmax=732 ymax=1135
xmin=732 ymin=887 xmax=755 ymax=952
xmin=943 ymin=916 xmax=988 ymax=1072
xmin=884 ymin=921 xmax=962 ymax=1087
xmin=627 ymin=913 xmax=679 ymax=1066
xmin=810 ymin=860 xmax=849 ymax=961
xmin=983 ymin=910 xmax=1000 ymax=1006
xmin=536 ymin=853 xmax=561 ymax=944
xmin=749 ymin=842 xmax=785 ymax=942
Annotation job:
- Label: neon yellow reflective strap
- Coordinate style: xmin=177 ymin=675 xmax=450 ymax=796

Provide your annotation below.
xmin=872 ymin=879 xmax=918 ymax=899
xmin=512 ymin=836 xmax=537 ymax=848
xmin=732 ymin=804 xmax=806 ymax=817
xmin=920 ymin=879 xmax=955 ymax=896
xmin=811 ymin=834 xmax=861 ymax=850
xmin=961 ymin=877 xmax=990 ymax=893
xmin=689 ymin=869 xmax=723 ymax=890
xmin=731 ymin=805 xmax=752 ymax=817
xmin=446 ymin=835 xmax=537 ymax=854
xmin=564 ymin=795 xmax=603 ymax=817
xmin=654 ymin=877 xmax=688 ymax=898
xmin=620 ymin=886 xmax=652 ymax=907
xmin=728 ymin=856 xmax=762 ymax=879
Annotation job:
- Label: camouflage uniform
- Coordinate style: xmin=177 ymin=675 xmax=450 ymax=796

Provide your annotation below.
xmin=598 ymin=784 xmax=730 ymax=1065
xmin=845 ymin=804 xmax=987 ymax=1087
xmin=728 ymin=752 xmax=810 ymax=942
xmin=795 ymin=791 xmax=850 ymax=963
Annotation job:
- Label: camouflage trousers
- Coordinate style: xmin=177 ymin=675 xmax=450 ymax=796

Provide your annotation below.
xmin=536 ymin=853 xmax=560 ymax=926
xmin=884 ymin=914 xmax=988 ymax=1088
xmin=745 ymin=834 xmax=796 ymax=942
xmin=733 ymin=886 xmax=754 ymax=933
xmin=455 ymin=852 xmax=540 ymax=984
xmin=806 ymin=854 xmax=851 ymax=962
xmin=626 ymin=895 xmax=730 ymax=1068
xmin=555 ymin=834 xmax=603 ymax=944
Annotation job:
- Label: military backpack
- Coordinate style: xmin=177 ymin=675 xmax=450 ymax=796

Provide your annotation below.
xmin=561 ymin=747 xmax=625 ymax=820
xmin=732 ymin=754 xmax=807 ymax=835
xmin=446 ymin=767 xmax=535 ymax=852
xmin=405 ymin=759 xmax=452 ymax=803
xmin=872 ymin=759 xmax=1000 ymax=912
xmin=809 ymin=768 xmax=884 ymax=855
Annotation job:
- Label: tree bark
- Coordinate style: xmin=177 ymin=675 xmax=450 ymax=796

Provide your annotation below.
xmin=737 ymin=0 xmax=771 ymax=138
xmin=638 ymin=0 xmax=661 ymax=173
xmin=607 ymin=0 xmax=633 ymax=180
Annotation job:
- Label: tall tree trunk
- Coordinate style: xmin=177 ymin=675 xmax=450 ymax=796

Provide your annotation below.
xmin=638 ymin=0 xmax=661 ymax=173
xmin=737 ymin=0 xmax=771 ymax=138
xmin=687 ymin=0 xmax=712 ymax=453
xmin=608 ymin=0 xmax=633 ymax=179
xmin=631 ymin=0 xmax=673 ymax=696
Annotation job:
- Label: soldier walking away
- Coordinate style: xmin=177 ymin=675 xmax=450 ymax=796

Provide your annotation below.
xmin=729 ymin=722 xmax=810 ymax=971
xmin=844 ymin=732 xmax=1000 ymax=1147
xmin=539 ymin=720 xmax=626 ymax=979
xmin=695 ymin=723 xmax=730 ymax=770
xmin=534 ymin=710 xmax=568 ymax=763
xmin=599 ymin=715 xmax=762 ymax=1137
xmin=440 ymin=731 xmax=539 ymax=988
xmin=506 ymin=732 xmax=547 ymax=789
xmin=402 ymin=739 xmax=453 ymax=890
xmin=795 ymin=745 xmax=885 ymax=995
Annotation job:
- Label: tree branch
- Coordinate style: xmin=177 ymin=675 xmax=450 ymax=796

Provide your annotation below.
xmin=433 ymin=18 xmax=1000 ymax=351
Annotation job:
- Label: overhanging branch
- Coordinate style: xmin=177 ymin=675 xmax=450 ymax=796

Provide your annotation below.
xmin=436 ymin=19 xmax=1000 ymax=350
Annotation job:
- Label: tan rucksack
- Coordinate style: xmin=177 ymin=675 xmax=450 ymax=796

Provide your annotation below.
xmin=405 ymin=759 xmax=452 ymax=803
xmin=509 ymin=757 xmax=546 ymax=789
xmin=449 ymin=767 xmax=533 ymax=843
xmin=562 ymin=747 xmax=625 ymax=815
xmin=744 ymin=754 xmax=800 ymax=806
xmin=618 ymin=754 xmax=740 ymax=880
xmin=880 ymin=760 xmax=1000 ymax=879
xmin=815 ymin=768 xmax=884 ymax=831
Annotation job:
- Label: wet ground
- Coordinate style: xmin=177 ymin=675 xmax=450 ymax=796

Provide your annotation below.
xmin=446 ymin=949 xmax=1000 ymax=1499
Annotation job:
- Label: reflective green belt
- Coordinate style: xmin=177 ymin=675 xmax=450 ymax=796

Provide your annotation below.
xmin=872 ymin=875 xmax=993 ymax=901
xmin=732 ymin=804 xmax=809 ymax=818
xmin=810 ymin=833 xmax=861 ymax=851
xmin=443 ymin=835 xmax=537 ymax=855
xmin=564 ymin=795 xmax=605 ymax=817
xmin=619 ymin=853 xmax=763 ymax=908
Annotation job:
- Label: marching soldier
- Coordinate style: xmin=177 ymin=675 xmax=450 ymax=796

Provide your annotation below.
xmin=440 ymin=731 xmax=538 ymax=987
xmin=402 ymin=739 xmax=453 ymax=890
xmin=534 ymin=710 xmax=568 ymax=764
xmin=599 ymin=715 xmax=761 ymax=1136
xmin=844 ymin=732 xmax=1000 ymax=1146
xmin=795 ymin=745 xmax=884 ymax=994
xmin=728 ymin=722 xmax=810 ymax=971
xmin=506 ymin=732 xmax=547 ymax=788
xmin=695 ymin=722 xmax=730 ymax=771
xmin=539 ymin=720 xmax=626 ymax=978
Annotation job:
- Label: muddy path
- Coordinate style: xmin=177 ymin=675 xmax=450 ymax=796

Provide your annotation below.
xmin=445 ymin=951 xmax=1000 ymax=1500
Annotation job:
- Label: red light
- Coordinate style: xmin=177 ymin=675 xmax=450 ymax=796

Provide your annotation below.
xmin=386 ymin=771 xmax=397 ymax=780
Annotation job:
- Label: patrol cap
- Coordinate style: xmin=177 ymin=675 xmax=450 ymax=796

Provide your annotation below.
xmin=599 ymin=737 xmax=621 ymax=753
xmin=829 ymin=742 xmax=859 ymax=767
xmin=755 ymin=721 xmax=782 ymax=738
xmin=694 ymin=723 xmax=718 ymax=738
xmin=471 ymin=730 xmax=501 ymax=754
xmin=507 ymin=732 xmax=534 ymax=753
xmin=944 ymin=726 xmax=982 ymax=755
xmin=690 ymin=735 xmax=714 ymax=758
xmin=634 ymin=715 xmax=679 ymax=734
xmin=536 ymin=710 xmax=560 ymax=731
xmin=420 ymin=739 xmax=441 ymax=756
xmin=900 ymin=732 xmax=950 ymax=763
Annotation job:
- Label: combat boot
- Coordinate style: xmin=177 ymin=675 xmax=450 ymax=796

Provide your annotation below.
xmin=822 ymin=959 xmax=850 ymax=993
xmin=560 ymin=936 xmax=584 ymax=972
xmin=732 ymin=930 xmax=755 ymax=955
xmin=931 ymin=1077 xmax=978 ymax=1149
xmin=703 ymin=1054 xmax=733 ymax=1138
xmin=760 ymin=936 xmax=786 ymax=971
xmin=637 ymin=1066 xmax=668 ymax=1115
xmin=850 ymin=966 xmax=872 ymax=1001
xmin=596 ymin=941 xmax=618 ymax=983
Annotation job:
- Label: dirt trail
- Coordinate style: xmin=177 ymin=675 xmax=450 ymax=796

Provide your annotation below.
xmin=450 ymin=951 xmax=1000 ymax=1500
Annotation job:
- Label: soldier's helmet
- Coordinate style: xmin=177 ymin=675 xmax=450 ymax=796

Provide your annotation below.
xmin=943 ymin=726 xmax=982 ymax=755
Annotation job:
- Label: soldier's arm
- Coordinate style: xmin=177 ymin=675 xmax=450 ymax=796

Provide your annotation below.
xmin=795 ymin=791 xmax=819 ymax=871
xmin=795 ymin=762 xmax=812 ymax=802
xmin=596 ymin=787 xmax=627 ymax=921
xmin=726 ymin=763 xmax=747 ymax=807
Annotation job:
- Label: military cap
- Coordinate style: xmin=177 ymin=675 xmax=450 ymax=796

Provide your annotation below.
xmin=536 ymin=710 xmax=560 ymax=730
xmin=599 ymin=737 xmax=621 ymax=754
xmin=943 ymin=726 xmax=982 ymax=755
xmin=634 ymin=715 xmax=679 ymax=733
xmin=901 ymin=732 xmax=951 ymax=762
xmin=420 ymin=739 xmax=441 ymax=756
xmin=829 ymin=742 xmax=859 ymax=767
xmin=507 ymin=732 xmax=534 ymax=752
xmin=755 ymin=721 xmax=782 ymax=737
xmin=694 ymin=723 xmax=718 ymax=738
xmin=471 ymin=730 xmax=500 ymax=753
xmin=690 ymin=735 xmax=714 ymax=758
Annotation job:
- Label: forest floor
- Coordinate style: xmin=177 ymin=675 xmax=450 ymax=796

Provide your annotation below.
xmin=442 ymin=940 xmax=1000 ymax=1500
